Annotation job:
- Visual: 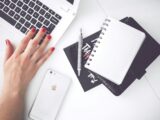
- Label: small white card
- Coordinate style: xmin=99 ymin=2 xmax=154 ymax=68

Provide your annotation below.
xmin=29 ymin=69 xmax=71 ymax=120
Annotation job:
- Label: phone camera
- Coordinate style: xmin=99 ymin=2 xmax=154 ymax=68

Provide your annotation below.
xmin=50 ymin=71 xmax=53 ymax=74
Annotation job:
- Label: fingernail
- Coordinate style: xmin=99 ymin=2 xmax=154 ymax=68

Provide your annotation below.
xmin=5 ymin=40 xmax=8 ymax=45
xmin=5 ymin=39 xmax=10 ymax=45
xmin=50 ymin=47 xmax=55 ymax=52
xmin=31 ymin=27 xmax=36 ymax=33
xmin=47 ymin=35 xmax=52 ymax=40
xmin=42 ymin=27 xmax=46 ymax=32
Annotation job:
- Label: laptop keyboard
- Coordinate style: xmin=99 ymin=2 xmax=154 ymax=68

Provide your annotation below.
xmin=0 ymin=0 xmax=62 ymax=34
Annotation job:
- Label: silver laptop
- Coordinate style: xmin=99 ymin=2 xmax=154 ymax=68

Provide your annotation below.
xmin=0 ymin=0 xmax=80 ymax=49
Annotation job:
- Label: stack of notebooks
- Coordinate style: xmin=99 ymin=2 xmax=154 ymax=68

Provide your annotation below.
xmin=64 ymin=17 xmax=160 ymax=96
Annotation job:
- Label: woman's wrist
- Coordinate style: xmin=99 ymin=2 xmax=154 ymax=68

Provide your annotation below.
xmin=1 ymin=86 xmax=25 ymax=101
xmin=0 ymin=92 xmax=24 ymax=105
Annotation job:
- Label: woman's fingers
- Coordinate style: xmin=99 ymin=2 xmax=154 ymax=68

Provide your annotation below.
xmin=23 ymin=27 xmax=46 ymax=57
xmin=36 ymin=47 xmax=55 ymax=68
xmin=31 ymin=34 xmax=52 ymax=62
xmin=14 ymin=28 xmax=36 ymax=56
xmin=22 ymin=40 xmax=39 ymax=59
xmin=4 ymin=40 xmax=14 ymax=62
xmin=32 ymin=27 xmax=46 ymax=44
xmin=39 ymin=35 xmax=52 ymax=51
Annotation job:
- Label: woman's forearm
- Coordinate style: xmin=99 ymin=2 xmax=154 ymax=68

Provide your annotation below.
xmin=0 ymin=27 xmax=54 ymax=120
xmin=0 ymin=92 xmax=25 ymax=120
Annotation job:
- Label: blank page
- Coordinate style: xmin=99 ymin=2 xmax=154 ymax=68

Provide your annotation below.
xmin=85 ymin=17 xmax=145 ymax=85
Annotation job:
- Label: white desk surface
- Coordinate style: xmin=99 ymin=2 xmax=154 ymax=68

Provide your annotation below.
xmin=0 ymin=0 xmax=159 ymax=120
xmin=27 ymin=0 xmax=160 ymax=120
xmin=28 ymin=0 xmax=160 ymax=120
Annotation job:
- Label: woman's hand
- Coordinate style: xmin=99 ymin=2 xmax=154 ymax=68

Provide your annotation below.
xmin=2 ymin=27 xmax=55 ymax=97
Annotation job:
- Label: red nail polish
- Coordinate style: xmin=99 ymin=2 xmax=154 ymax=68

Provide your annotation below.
xmin=42 ymin=27 xmax=46 ymax=32
xmin=50 ymin=47 xmax=55 ymax=52
xmin=8 ymin=40 xmax=11 ymax=44
xmin=5 ymin=40 xmax=8 ymax=45
xmin=47 ymin=35 xmax=52 ymax=40
xmin=5 ymin=39 xmax=11 ymax=45
xmin=31 ymin=27 xmax=36 ymax=33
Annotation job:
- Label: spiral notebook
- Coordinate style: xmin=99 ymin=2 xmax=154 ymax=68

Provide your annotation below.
xmin=64 ymin=17 xmax=159 ymax=95
xmin=85 ymin=17 xmax=146 ymax=85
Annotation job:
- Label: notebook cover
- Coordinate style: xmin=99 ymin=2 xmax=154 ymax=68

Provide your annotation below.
xmin=64 ymin=17 xmax=160 ymax=94
xmin=64 ymin=18 xmax=130 ymax=91
xmin=64 ymin=31 xmax=102 ymax=91
xmin=123 ymin=17 xmax=160 ymax=79
xmin=97 ymin=17 xmax=160 ymax=95
xmin=85 ymin=17 xmax=146 ymax=85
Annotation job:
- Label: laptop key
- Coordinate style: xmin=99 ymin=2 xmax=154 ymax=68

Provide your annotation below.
xmin=30 ymin=25 xmax=36 ymax=29
xmin=28 ymin=8 xmax=34 ymax=15
xmin=30 ymin=18 xmax=37 ymax=24
xmin=3 ymin=6 xmax=9 ymax=13
xmin=24 ymin=21 xmax=31 ymax=28
xmin=17 ymin=1 xmax=23 ymax=7
xmin=36 ymin=0 xmax=42 ymax=6
xmin=0 ymin=11 xmax=16 ymax=26
xmin=34 ymin=5 xmax=40 ymax=11
xmin=15 ymin=7 xmax=21 ymax=13
xmin=50 ymin=17 xmax=58 ymax=25
xmin=36 ymin=22 xmax=42 ymax=28
xmin=15 ymin=22 xmax=22 ymax=29
xmin=39 ymin=9 xmax=45 ymax=15
xmin=44 ymin=20 xmax=50 ymax=26
xmin=9 ymin=10 xmax=15 ymax=16
xmin=19 ymin=18 xmax=25 ymax=24
xmin=55 ymin=14 xmax=62 ymax=20
xmin=29 ymin=1 xmax=35 ymax=7
xmin=11 ymin=0 xmax=18 ymax=3
xmin=25 ymin=14 xmax=31 ymax=20
xmin=9 ymin=3 xmax=16 ymax=9
xmin=22 ymin=4 xmax=28 ymax=11
xmin=45 ymin=12 xmax=51 ymax=19
xmin=21 ymin=27 xmax=27 ymax=33
xmin=20 ymin=11 xmax=26 ymax=17
xmin=23 ymin=0 xmax=29 ymax=4
xmin=33 ymin=12 xmax=39 ymax=18
xmin=42 ymin=5 xmax=49 ymax=10
xmin=38 ymin=16 xmax=44 ymax=22
xmin=49 ymin=9 xmax=55 ymax=15
xmin=48 ymin=23 xmax=55 ymax=34
xmin=14 ymin=14 xmax=20 ymax=20
xmin=4 ymin=0 xmax=10 ymax=6
xmin=0 ymin=3 xmax=4 ymax=9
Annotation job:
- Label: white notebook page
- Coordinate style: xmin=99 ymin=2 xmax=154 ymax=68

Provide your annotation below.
xmin=85 ymin=17 xmax=145 ymax=85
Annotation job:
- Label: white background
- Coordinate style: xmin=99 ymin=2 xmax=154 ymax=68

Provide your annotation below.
xmin=0 ymin=0 xmax=160 ymax=120
xmin=51 ymin=0 xmax=160 ymax=120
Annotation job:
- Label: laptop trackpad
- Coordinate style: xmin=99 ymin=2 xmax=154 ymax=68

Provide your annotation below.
xmin=0 ymin=18 xmax=25 ymax=51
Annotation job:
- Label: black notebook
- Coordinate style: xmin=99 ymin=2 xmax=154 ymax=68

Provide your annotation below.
xmin=64 ymin=31 xmax=102 ymax=91
xmin=64 ymin=17 xmax=160 ymax=95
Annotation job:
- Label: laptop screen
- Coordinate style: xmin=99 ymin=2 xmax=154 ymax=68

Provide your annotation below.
xmin=67 ymin=0 xmax=74 ymax=4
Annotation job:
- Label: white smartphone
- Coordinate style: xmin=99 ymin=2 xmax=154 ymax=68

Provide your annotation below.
xmin=29 ymin=69 xmax=72 ymax=120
